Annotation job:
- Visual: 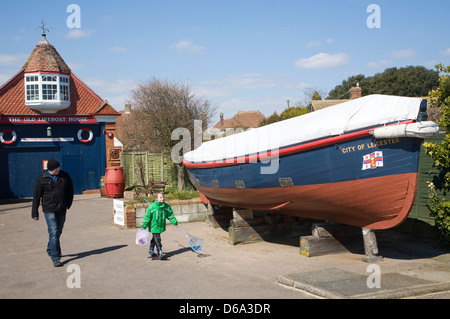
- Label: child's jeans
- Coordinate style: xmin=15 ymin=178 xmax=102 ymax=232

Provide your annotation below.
xmin=150 ymin=233 xmax=162 ymax=252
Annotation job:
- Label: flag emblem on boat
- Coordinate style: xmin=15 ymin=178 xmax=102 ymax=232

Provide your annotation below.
xmin=362 ymin=151 xmax=383 ymax=170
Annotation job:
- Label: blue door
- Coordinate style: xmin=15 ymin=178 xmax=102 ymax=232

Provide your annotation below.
xmin=63 ymin=154 xmax=83 ymax=194
xmin=0 ymin=123 xmax=106 ymax=199
xmin=7 ymin=147 xmax=60 ymax=198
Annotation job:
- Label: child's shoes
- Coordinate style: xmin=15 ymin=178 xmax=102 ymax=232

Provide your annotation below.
xmin=157 ymin=248 xmax=166 ymax=260
xmin=149 ymin=245 xmax=157 ymax=257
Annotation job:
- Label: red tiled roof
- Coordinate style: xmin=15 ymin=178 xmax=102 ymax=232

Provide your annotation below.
xmin=311 ymin=99 xmax=350 ymax=111
xmin=23 ymin=36 xmax=71 ymax=74
xmin=0 ymin=36 xmax=118 ymax=116
xmin=213 ymin=110 xmax=266 ymax=129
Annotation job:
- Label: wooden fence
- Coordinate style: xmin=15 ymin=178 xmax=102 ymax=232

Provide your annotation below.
xmin=410 ymin=132 xmax=448 ymax=225
xmin=121 ymin=152 xmax=178 ymax=190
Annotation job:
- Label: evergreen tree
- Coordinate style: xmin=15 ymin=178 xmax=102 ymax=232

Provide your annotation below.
xmin=327 ymin=66 xmax=439 ymax=99
xmin=424 ymin=64 xmax=450 ymax=245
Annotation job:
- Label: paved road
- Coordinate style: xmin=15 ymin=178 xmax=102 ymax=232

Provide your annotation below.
xmin=1 ymin=194 xmax=449 ymax=305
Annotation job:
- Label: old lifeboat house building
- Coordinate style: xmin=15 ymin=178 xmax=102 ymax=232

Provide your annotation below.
xmin=0 ymin=33 xmax=120 ymax=199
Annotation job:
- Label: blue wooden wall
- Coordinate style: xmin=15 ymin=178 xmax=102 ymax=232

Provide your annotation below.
xmin=0 ymin=123 xmax=106 ymax=199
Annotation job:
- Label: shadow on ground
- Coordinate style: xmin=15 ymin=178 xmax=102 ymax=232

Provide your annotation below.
xmin=62 ymin=245 xmax=128 ymax=264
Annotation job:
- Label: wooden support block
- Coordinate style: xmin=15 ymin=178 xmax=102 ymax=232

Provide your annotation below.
xmin=229 ymin=222 xmax=293 ymax=245
xmin=311 ymin=223 xmax=333 ymax=238
xmin=300 ymin=235 xmax=348 ymax=257
xmin=233 ymin=209 xmax=253 ymax=221
xmin=229 ymin=225 xmax=263 ymax=245
xmin=228 ymin=209 xmax=294 ymax=245
xmin=207 ymin=204 xmax=233 ymax=228
xmin=230 ymin=217 xmax=264 ymax=228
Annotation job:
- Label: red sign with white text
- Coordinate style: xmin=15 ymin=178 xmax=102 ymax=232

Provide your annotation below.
xmin=0 ymin=115 xmax=97 ymax=124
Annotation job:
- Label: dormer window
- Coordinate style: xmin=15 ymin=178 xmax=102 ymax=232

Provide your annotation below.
xmin=25 ymin=73 xmax=71 ymax=113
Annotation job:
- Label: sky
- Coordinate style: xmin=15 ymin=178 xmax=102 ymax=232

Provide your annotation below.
xmin=1 ymin=0 xmax=449 ymax=126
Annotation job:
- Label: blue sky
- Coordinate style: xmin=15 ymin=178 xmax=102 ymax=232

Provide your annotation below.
xmin=1 ymin=0 xmax=449 ymax=125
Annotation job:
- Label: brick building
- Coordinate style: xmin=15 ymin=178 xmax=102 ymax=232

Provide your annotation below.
xmin=0 ymin=33 xmax=120 ymax=199
xmin=213 ymin=110 xmax=266 ymax=132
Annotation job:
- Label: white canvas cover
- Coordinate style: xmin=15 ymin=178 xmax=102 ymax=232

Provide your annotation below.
xmin=184 ymin=94 xmax=424 ymax=163
xmin=371 ymin=121 xmax=439 ymax=139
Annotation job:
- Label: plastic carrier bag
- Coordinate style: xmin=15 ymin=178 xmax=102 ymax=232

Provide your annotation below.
xmin=136 ymin=228 xmax=150 ymax=246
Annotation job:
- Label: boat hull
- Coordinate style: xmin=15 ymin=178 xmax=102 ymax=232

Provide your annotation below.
xmin=186 ymin=134 xmax=422 ymax=230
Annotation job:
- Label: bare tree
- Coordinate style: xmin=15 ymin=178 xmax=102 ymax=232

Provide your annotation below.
xmin=297 ymin=87 xmax=328 ymax=107
xmin=124 ymin=78 xmax=215 ymax=190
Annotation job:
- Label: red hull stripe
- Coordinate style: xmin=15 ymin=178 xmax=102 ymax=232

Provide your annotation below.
xmin=184 ymin=120 xmax=415 ymax=169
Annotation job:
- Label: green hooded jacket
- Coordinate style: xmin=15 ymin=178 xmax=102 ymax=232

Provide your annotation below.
xmin=142 ymin=201 xmax=178 ymax=233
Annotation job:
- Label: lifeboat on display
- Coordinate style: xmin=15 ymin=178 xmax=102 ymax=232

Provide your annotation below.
xmin=183 ymin=95 xmax=439 ymax=230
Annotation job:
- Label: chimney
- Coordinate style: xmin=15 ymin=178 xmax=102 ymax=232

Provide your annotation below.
xmin=220 ymin=112 xmax=224 ymax=127
xmin=125 ymin=103 xmax=131 ymax=114
xmin=350 ymin=83 xmax=362 ymax=100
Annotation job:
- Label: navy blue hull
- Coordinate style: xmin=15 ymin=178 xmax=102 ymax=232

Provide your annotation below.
xmin=185 ymin=135 xmax=422 ymax=229
xmin=187 ymin=136 xmax=421 ymax=190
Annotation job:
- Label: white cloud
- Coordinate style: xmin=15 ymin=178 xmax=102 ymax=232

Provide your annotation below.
xmin=170 ymin=39 xmax=205 ymax=54
xmin=294 ymin=53 xmax=349 ymax=69
xmin=441 ymin=48 xmax=450 ymax=56
xmin=67 ymin=62 xmax=84 ymax=71
xmin=195 ymin=73 xmax=280 ymax=102
xmin=107 ymin=94 xmax=131 ymax=111
xmin=85 ymin=77 xmax=137 ymax=95
xmin=306 ymin=41 xmax=321 ymax=48
xmin=0 ymin=71 xmax=16 ymax=84
xmin=64 ymin=29 xmax=95 ymax=39
xmin=194 ymin=86 xmax=231 ymax=99
xmin=424 ymin=60 xmax=438 ymax=68
xmin=82 ymin=77 xmax=138 ymax=109
xmin=390 ymin=48 xmax=415 ymax=59
xmin=367 ymin=59 xmax=392 ymax=68
xmin=0 ymin=53 xmax=27 ymax=66
xmin=296 ymin=81 xmax=313 ymax=89
xmin=367 ymin=48 xmax=416 ymax=69
xmin=284 ymin=81 xmax=313 ymax=89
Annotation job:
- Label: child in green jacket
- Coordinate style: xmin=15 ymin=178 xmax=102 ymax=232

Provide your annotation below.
xmin=141 ymin=192 xmax=178 ymax=259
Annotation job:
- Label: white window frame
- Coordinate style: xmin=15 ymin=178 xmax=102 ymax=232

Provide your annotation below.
xmin=24 ymin=73 xmax=71 ymax=111
xmin=59 ymin=76 xmax=70 ymax=101
xmin=25 ymin=75 xmax=39 ymax=101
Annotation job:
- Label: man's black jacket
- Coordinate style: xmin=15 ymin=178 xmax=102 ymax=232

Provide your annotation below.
xmin=31 ymin=171 xmax=74 ymax=219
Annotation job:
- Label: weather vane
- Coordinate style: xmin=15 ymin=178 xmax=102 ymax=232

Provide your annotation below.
xmin=39 ymin=20 xmax=50 ymax=37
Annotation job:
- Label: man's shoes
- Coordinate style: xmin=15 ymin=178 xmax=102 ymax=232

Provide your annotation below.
xmin=53 ymin=260 xmax=63 ymax=267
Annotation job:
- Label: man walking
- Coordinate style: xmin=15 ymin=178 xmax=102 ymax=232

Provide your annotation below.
xmin=32 ymin=158 xmax=74 ymax=267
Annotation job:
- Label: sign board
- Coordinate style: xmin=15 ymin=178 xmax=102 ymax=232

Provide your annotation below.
xmin=0 ymin=115 xmax=97 ymax=124
xmin=113 ymin=199 xmax=125 ymax=226
xmin=21 ymin=137 xmax=74 ymax=142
